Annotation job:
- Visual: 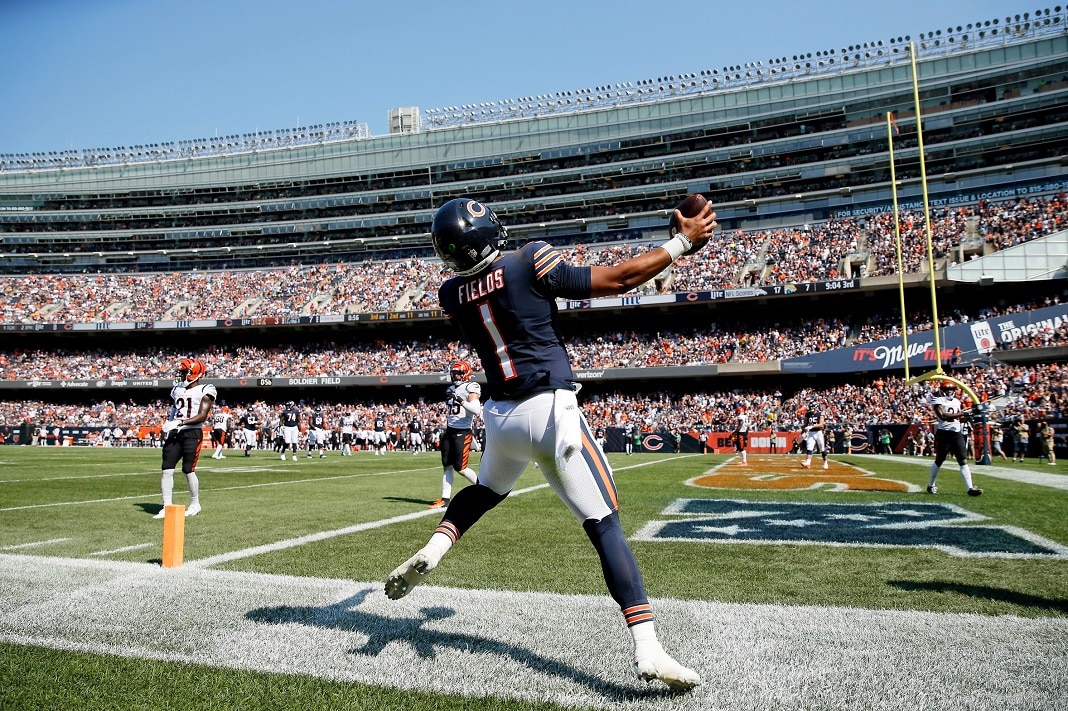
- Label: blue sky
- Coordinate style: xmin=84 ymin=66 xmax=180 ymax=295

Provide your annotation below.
xmin=0 ymin=0 xmax=1026 ymax=155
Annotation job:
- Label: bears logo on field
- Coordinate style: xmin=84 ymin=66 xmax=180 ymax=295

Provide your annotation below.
xmin=633 ymin=499 xmax=1068 ymax=558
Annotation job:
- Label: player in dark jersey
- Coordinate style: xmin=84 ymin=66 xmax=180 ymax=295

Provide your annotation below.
xmin=280 ymin=401 xmax=301 ymax=461
xmin=408 ymin=414 xmax=424 ymax=454
xmin=801 ymin=406 xmax=829 ymax=469
xmin=385 ymin=197 xmax=716 ymax=691
xmin=239 ymin=409 xmax=260 ymax=457
xmin=308 ymin=406 xmax=328 ymax=458
xmin=372 ymin=412 xmax=388 ymax=455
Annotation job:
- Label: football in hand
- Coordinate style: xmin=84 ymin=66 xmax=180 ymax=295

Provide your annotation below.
xmin=667 ymin=193 xmax=710 ymax=256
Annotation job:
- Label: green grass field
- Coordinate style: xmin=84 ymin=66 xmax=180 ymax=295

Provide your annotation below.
xmin=1 ymin=446 xmax=1066 ymax=710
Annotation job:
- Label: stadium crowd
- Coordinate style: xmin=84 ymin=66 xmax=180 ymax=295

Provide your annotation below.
xmin=0 ymin=195 xmax=1063 ymax=325
xmin=0 ymin=362 xmax=1061 ymax=448
xmin=1 ymin=194 xmax=1064 ymax=450
xmin=1 ymin=292 xmax=1063 ymax=382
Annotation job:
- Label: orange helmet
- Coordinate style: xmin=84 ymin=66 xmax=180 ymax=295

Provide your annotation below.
xmin=177 ymin=357 xmax=206 ymax=384
xmin=450 ymin=360 xmax=473 ymax=383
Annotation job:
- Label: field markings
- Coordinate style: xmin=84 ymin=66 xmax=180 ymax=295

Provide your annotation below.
xmin=188 ymin=455 xmax=689 ymax=569
xmin=0 ymin=538 xmax=71 ymax=550
xmin=1 ymin=452 xmax=1065 ymax=708
xmin=857 ymin=453 xmax=1068 ymax=489
xmin=0 ymin=552 xmax=1064 ymax=711
xmin=188 ymin=481 xmax=552 ymax=569
xmin=90 ymin=543 xmax=155 ymax=556
xmin=0 ymin=466 xmax=439 ymax=513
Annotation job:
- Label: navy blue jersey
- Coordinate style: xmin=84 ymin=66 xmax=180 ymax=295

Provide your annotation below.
xmin=282 ymin=407 xmax=300 ymax=428
xmin=438 ymin=242 xmax=591 ymax=401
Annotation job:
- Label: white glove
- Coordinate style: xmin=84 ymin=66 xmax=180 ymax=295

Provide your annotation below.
xmin=162 ymin=419 xmax=182 ymax=435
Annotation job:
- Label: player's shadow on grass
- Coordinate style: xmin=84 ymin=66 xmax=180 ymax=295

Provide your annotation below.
xmin=134 ymin=503 xmax=165 ymax=516
xmin=889 ymin=580 xmax=1068 ymax=612
xmin=246 ymin=587 xmax=670 ymax=701
xmin=382 ymin=496 xmax=437 ymax=506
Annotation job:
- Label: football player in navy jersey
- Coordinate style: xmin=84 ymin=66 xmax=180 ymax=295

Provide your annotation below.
xmin=408 ymin=413 xmax=425 ymax=454
xmin=155 ymin=358 xmax=216 ymax=518
xmin=239 ymin=408 xmax=260 ymax=457
xmin=372 ymin=411 xmax=388 ymax=455
xmin=280 ymin=401 xmax=301 ymax=461
xmin=308 ymin=405 xmax=328 ymax=458
xmin=385 ymin=197 xmax=716 ymax=691
xmin=801 ymin=406 xmax=829 ymax=470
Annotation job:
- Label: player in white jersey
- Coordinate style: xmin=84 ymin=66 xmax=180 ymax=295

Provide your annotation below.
xmin=155 ymin=358 xmax=216 ymax=518
xmin=429 ymin=360 xmax=481 ymax=508
xmin=926 ymin=381 xmax=983 ymax=496
xmin=210 ymin=407 xmax=232 ymax=459
xmin=340 ymin=412 xmax=355 ymax=455
xmin=733 ymin=405 xmax=750 ymax=465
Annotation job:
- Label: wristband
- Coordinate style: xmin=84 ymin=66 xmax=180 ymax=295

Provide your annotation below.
xmin=660 ymin=234 xmax=693 ymax=261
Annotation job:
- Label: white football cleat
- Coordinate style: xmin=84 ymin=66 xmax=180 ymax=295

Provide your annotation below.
xmin=280 ymin=453 xmax=286 ymax=461
xmin=292 ymin=454 xmax=298 ymax=461
xmin=153 ymin=507 xmax=168 ymax=520
xmin=822 ymin=461 xmax=829 ymax=469
xmin=384 ymin=552 xmax=435 ymax=600
xmin=185 ymin=503 xmax=201 ymax=517
xmin=635 ymin=644 xmax=701 ymax=691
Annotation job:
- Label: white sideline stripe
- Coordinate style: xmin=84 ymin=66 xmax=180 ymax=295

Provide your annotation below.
xmin=0 ymin=553 xmax=1064 ymax=711
xmin=188 ymin=454 xmax=690 ymax=569
xmin=0 ymin=538 xmax=71 ymax=550
xmin=188 ymin=482 xmax=552 ymax=569
xmin=0 ymin=470 xmax=166 ymax=483
xmin=857 ymin=453 xmax=1068 ymax=489
xmin=90 ymin=543 xmax=155 ymax=556
xmin=0 ymin=463 xmax=316 ymax=483
xmin=0 ymin=466 xmax=439 ymax=513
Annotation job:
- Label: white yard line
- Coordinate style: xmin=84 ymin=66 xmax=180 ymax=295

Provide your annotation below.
xmin=0 ymin=538 xmax=71 ymax=550
xmin=856 ymin=453 xmax=1068 ymax=489
xmin=188 ymin=454 xmax=693 ymax=569
xmin=89 ymin=543 xmax=156 ymax=556
xmin=0 ymin=553 xmax=1063 ymax=711
xmin=188 ymin=482 xmax=552 ymax=569
xmin=0 ymin=452 xmax=1064 ymax=709
xmin=0 ymin=466 xmax=438 ymax=512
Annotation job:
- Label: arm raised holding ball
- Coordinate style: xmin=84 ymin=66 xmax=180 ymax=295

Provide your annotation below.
xmin=589 ymin=195 xmax=717 ymax=296
xmin=386 ymin=197 xmax=705 ymax=692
